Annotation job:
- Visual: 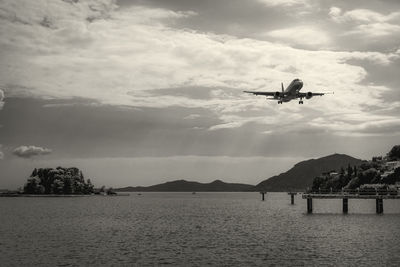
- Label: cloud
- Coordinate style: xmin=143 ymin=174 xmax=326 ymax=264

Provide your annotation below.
xmin=257 ymin=0 xmax=310 ymax=7
xmin=328 ymin=7 xmax=342 ymax=21
xmin=329 ymin=7 xmax=400 ymax=37
xmin=0 ymin=89 xmax=4 ymax=110
xmin=0 ymin=1 xmax=399 ymax=138
xmin=184 ymin=114 xmax=201 ymax=120
xmin=329 ymin=7 xmax=400 ymax=24
xmin=265 ymin=26 xmax=331 ymax=47
xmin=345 ymin=23 xmax=400 ymax=37
xmin=13 ymin=145 xmax=52 ymax=158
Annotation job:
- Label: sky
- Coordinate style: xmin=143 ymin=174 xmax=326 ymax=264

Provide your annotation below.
xmin=0 ymin=0 xmax=399 ymax=189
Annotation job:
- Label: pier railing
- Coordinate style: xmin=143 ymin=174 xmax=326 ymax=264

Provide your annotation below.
xmin=304 ymin=188 xmax=399 ymax=196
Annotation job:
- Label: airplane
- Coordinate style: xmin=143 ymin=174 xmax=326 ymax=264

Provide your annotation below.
xmin=244 ymin=79 xmax=333 ymax=104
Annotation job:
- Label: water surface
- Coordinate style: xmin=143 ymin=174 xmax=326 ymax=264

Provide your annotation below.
xmin=1 ymin=192 xmax=399 ymax=266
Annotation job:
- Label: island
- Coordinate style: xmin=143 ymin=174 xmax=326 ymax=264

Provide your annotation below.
xmin=23 ymin=167 xmax=95 ymax=195
xmin=0 ymin=166 xmax=120 ymax=196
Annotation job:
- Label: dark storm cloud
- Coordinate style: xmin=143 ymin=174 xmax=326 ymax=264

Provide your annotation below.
xmin=13 ymin=145 xmax=52 ymax=158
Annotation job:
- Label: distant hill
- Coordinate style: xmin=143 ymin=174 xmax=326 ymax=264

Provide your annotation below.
xmin=115 ymin=179 xmax=254 ymax=192
xmin=116 ymin=154 xmax=364 ymax=192
xmin=254 ymin=154 xmax=364 ymax=192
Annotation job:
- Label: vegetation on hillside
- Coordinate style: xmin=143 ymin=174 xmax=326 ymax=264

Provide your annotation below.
xmin=254 ymin=154 xmax=363 ymax=192
xmin=311 ymin=145 xmax=400 ymax=191
xmin=23 ymin=167 xmax=94 ymax=194
xmin=387 ymin=145 xmax=400 ymax=161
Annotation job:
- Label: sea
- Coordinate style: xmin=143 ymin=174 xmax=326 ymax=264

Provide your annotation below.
xmin=1 ymin=192 xmax=400 ymax=266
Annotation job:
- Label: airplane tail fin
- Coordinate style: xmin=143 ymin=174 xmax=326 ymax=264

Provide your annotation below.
xmin=281 ymin=82 xmax=284 ymax=92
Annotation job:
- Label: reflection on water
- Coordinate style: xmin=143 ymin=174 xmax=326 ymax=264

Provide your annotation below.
xmin=1 ymin=193 xmax=399 ymax=266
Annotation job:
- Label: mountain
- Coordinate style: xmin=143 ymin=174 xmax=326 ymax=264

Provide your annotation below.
xmin=115 ymin=154 xmax=364 ymax=192
xmin=115 ymin=179 xmax=254 ymax=192
xmin=254 ymin=154 xmax=364 ymax=192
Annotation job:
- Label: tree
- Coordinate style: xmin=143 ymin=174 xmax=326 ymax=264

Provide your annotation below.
xmin=358 ymin=168 xmax=379 ymax=185
xmin=382 ymin=168 xmax=400 ymax=184
xmin=51 ymin=179 xmax=64 ymax=194
xmin=325 ymin=176 xmax=343 ymax=191
xmin=85 ymin=179 xmax=94 ymax=194
xmin=387 ymin=145 xmax=400 ymax=161
xmin=23 ymin=167 xmax=95 ymax=195
xmin=106 ymin=187 xmax=116 ymax=195
xmin=311 ymin=176 xmax=327 ymax=192
xmin=63 ymin=176 xmax=74 ymax=194
xmin=79 ymin=171 xmax=85 ymax=183
xmin=360 ymin=161 xmax=373 ymax=171
xmin=31 ymin=168 xmax=38 ymax=177
xmin=24 ymin=176 xmax=45 ymax=194
xmin=347 ymin=164 xmax=353 ymax=177
xmin=346 ymin=177 xmax=361 ymax=189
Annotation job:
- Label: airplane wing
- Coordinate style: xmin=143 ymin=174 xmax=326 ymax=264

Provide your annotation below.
xmin=297 ymin=92 xmax=332 ymax=97
xmin=243 ymin=91 xmax=277 ymax=96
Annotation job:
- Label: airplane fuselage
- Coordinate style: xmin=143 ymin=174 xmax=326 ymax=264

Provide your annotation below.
xmin=280 ymin=79 xmax=303 ymax=102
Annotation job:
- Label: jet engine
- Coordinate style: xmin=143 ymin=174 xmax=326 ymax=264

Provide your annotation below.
xmin=274 ymin=91 xmax=282 ymax=98
xmin=306 ymin=92 xmax=313 ymax=99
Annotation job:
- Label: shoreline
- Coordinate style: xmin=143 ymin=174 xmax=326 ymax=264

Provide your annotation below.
xmin=0 ymin=193 xmax=129 ymax=197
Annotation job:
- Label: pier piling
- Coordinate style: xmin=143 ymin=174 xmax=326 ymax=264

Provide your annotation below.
xmin=342 ymin=198 xmax=348 ymax=214
xmin=307 ymin=198 xmax=313 ymax=214
xmin=376 ymin=198 xmax=383 ymax=214
xmin=288 ymin=192 xmax=297 ymax=205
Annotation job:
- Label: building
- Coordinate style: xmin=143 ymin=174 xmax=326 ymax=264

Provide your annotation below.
xmin=386 ymin=161 xmax=400 ymax=170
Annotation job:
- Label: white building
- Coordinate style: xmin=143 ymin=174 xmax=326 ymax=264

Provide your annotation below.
xmin=386 ymin=161 xmax=400 ymax=170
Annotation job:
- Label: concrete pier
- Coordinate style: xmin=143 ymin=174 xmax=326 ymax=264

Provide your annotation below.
xmin=288 ymin=192 xmax=297 ymax=204
xmin=303 ymin=193 xmax=399 ymax=214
